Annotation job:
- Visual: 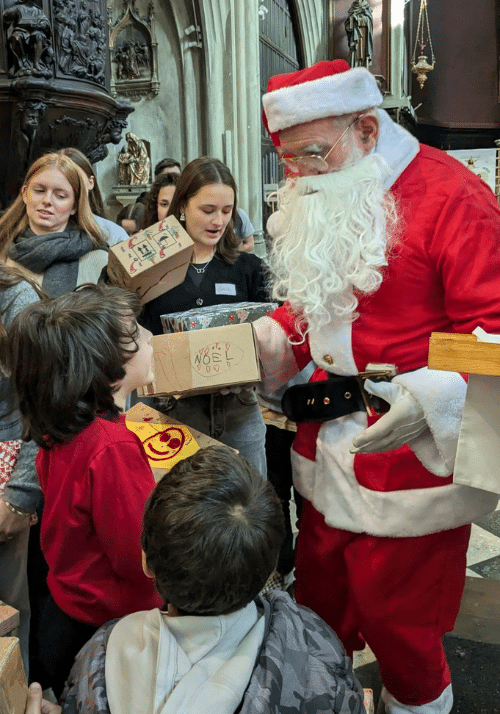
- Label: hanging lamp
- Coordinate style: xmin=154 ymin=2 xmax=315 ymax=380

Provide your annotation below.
xmin=410 ymin=0 xmax=435 ymax=89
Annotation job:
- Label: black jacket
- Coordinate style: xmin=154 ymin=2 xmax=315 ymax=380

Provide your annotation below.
xmin=140 ymin=252 xmax=268 ymax=335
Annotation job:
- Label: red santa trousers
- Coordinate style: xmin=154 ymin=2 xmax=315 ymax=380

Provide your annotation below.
xmin=294 ymin=499 xmax=471 ymax=707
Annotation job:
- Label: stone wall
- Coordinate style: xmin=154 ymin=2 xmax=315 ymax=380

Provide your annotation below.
xmin=97 ymin=0 xmax=328 ymax=238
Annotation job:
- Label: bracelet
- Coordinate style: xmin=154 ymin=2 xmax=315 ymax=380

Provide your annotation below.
xmin=3 ymin=501 xmax=31 ymax=517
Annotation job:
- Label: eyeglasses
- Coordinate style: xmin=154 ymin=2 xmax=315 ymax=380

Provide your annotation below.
xmin=279 ymin=116 xmax=360 ymax=174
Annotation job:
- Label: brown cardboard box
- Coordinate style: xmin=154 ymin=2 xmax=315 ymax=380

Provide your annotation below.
xmin=107 ymin=216 xmax=194 ymax=304
xmin=0 ymin=638 xmax=27 ymax=714
xmin=138 ymin=323 xmax=261 ymax=397
xmin=0 ymin=603 xmax=19 ymax=637
xmin=126 ymin=402 xmax=227 ymax=481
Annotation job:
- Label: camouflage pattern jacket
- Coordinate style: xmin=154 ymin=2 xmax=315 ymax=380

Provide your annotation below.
xmin=61 ymin=590 xmax=365 ymax=714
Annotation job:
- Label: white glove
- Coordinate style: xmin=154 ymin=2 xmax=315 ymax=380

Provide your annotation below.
xmin=350 ymin=379 xmax=427 ymax=454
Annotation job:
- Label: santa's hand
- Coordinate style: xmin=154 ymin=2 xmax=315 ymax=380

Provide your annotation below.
xmin=350 ymin=380 xmax=427 ymax=454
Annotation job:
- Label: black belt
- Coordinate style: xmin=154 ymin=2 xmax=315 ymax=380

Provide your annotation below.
xmin=281 ymin=374 xmax=389 ymax=424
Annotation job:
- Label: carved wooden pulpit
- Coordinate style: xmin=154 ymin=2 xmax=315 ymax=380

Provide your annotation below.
xmin=0 ymin=0 xmax=133 ymax=209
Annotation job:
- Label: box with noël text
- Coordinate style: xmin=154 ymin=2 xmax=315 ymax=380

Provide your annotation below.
xmin=107 ymin=216 xmax=194 ymax=304
xmin=138 ymin=323 xmax=261 ymax=397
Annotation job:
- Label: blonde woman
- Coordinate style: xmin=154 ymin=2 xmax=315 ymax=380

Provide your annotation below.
xmin=0 ymin=152 xmax=108 ymax=297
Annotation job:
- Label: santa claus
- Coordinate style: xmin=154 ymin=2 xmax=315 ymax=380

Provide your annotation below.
xmin=255 ymin=60 xmax=500 ymax=714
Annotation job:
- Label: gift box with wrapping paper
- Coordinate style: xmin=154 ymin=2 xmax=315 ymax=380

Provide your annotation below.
xmin=161 ymin=301 xmax=277 ymax=333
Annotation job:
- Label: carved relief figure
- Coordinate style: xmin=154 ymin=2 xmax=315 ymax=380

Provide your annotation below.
xmin=3 ymin=0 xmax=53 ymax=77
xmin=118 ymin=133 xmax=150 ymax=185
xmin=109 ymin=0 xmax=159 ymax=99
xmin=12 ymin=100 xmax=46 ymax=180
xmin=344 ymin=0 xmax=373 ymax=68
xmin=103 ymin=117 xmax=128 ymax=146
xmin=114 ymin=39 xmax=150 ymax=81
xmin=86 ymin=116 xmax=128 ymax=165
xmin=53 ymin=0 xmax=76 ymax=74
xmin=53 ymin=0 xmax=105 ymax=84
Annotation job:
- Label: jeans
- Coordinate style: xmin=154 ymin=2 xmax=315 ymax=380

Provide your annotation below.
xmin=163 ymin=390 xmax=267 ymax=477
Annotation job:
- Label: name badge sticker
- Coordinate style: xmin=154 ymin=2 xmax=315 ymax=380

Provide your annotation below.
xmin=215 ymin=283 xmax=237 ymax=296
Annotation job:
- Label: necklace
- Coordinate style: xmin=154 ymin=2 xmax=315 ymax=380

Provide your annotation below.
xmin=190 ymin=252 xmax=214 ymax=274
xmin=190 ymin=261 xmax=210 ymax=274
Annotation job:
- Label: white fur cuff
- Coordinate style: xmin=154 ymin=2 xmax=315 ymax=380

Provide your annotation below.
xmin=394 ymin=367 xmax=467 ymax=476
xmin=253 ymin=316 xmax=300 ymax=395
xmin=262 ymin=67 xmax=383 ymax=133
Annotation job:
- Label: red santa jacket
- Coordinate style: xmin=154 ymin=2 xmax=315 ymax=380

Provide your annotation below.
xmin=256 ymin=142 xmax=500 ymax=537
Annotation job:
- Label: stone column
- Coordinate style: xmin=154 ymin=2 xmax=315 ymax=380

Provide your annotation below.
xmin=199 ymin=0 xmax=263 ymax=240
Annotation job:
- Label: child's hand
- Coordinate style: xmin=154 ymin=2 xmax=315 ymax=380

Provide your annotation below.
xmin=0 ymin=499 xmax=30 ymax=542
xmin=25 ymin=683 xmax=62 ymax=714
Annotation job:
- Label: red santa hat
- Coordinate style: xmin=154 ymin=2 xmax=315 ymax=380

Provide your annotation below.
xmin=262 ymin=60 xmax=383 ymax=146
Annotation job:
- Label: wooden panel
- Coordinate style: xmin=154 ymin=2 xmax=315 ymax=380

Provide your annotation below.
xmin=428 ymin=332 xmax=500 ymax=375
xmin=452 ymin=576 xmax=500 ymax=644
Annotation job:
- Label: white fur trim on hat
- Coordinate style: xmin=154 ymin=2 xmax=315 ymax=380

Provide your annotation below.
xmin=263 ymin=67 xmax=383 ymax=133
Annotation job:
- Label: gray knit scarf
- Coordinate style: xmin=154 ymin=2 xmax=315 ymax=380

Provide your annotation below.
xmin=9 ymin=227 xmax=106 ymax=297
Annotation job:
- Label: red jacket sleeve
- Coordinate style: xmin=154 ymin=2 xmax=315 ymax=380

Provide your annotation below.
xmin=429 ymin=176 xmax=500 ymax=336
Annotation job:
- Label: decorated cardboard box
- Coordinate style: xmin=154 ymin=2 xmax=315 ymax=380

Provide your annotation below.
xmin=0 ymin=638 xmax=27 ymax=714
xmin=161 ymin=301 xmax=278 ymax=334
xmin=107 ymin=216 xmax=194 ymax=304
xmin=126 ymin=402 xmax=227 ymax=481
xmin=0 ymin=603 xmax=19 ymax=637
xmin=138 ymin=323 xmax=260 ymax=398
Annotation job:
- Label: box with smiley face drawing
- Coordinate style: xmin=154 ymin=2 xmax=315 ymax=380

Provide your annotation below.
xmin=126 ymin=402 xmax=226 ymax=481
xmin=107 ymin=216 xmax=194 ymax=304
xmin=137 ymin=322 xmax=261 ymax=397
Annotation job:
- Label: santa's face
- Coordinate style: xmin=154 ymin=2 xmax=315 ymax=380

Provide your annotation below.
xmin=277 ymin=116 xmax=374 ymax=176
xmin=267 ymin=147 xmax=396 ymax=332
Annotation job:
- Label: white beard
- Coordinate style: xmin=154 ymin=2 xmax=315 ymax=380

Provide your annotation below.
xmin=267 ymin=152 xmax=397 ymax=335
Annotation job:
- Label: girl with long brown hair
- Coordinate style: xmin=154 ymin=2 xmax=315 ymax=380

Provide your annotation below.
xmin=140 ymin=157 xmax=268 ymax=475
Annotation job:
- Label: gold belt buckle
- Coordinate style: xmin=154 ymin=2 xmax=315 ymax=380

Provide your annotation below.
xmin=355 ymin=363 xmax=398 ymax=416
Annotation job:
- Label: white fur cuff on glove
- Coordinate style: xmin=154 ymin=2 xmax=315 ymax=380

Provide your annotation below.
xmin=393 ymin=366 xmax=467 ymax=477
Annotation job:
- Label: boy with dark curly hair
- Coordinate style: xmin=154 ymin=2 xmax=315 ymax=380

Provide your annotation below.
xmin=7 ymin=284 xmax=163 ymax=696
xmin=61 ymin=446 xmax=365 ymax=714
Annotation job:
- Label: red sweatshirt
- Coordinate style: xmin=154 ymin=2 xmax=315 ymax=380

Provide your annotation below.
xmin=36 ymin=414 xmax=163 ymax=626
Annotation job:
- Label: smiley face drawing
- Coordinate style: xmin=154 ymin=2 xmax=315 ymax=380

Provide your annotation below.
xmin=142 ymin=426 xmax=186 ymax=462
